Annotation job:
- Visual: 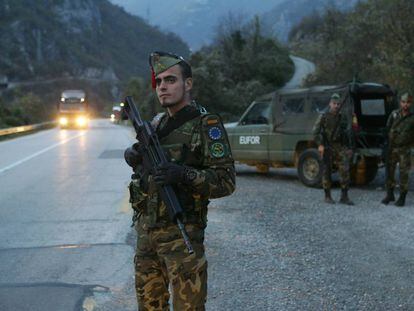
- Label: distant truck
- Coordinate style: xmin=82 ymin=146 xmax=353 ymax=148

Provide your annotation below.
xmin=110 ymin=105 xmax=122 ymax=124
xmin=58 ymin=89 xmax=89 ymax=128
xmin=225 ymin=82 xmax=398 ymax=187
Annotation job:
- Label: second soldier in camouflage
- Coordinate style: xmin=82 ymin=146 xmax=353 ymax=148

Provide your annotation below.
xmin=313 ymin=93 xmax=355 ymax=205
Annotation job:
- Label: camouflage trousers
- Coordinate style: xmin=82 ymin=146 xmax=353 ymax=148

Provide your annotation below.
xmin=385 ymin=147 xmax=412 ymax=192
xmin=134 ymin=219 xmax=207 ymax=311
xmin=322 ymin=146 xmax=351 ymax=190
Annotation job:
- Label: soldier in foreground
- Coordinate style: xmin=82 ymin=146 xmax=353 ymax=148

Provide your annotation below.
xmin=313 ymin=93 xmax=354 ymax=205
xmin=124 ymin=51 xmax=235 ymax=310
xmin=381 ymin=92 xmax=414 ymax=207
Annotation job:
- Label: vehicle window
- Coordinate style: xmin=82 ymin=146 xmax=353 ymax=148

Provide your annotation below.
xmin=240 ymin=102 xmax=271 ymax=125
xmin=311 ymin=96 xmax=330 ymax=113
xmin=361 ymin=99 xmax=385 ymax=115
xmin=282 ymin=97 xmax=305 ymax=114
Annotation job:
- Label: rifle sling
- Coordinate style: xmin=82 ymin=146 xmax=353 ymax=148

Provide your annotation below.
xmin=157 ymin=107 xmax=201 ymax=140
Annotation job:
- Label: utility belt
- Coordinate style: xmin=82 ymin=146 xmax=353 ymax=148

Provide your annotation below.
xmin=128 ymin=179 xmax=208 ymax=228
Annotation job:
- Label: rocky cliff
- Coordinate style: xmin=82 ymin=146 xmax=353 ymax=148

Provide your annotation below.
xmin=0 ymin=0 xmax=189 ymax=82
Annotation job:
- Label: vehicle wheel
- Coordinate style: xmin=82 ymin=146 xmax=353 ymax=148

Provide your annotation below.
xmin=256 ymin=164 xmax=269 ymax=173
xmin=297 ymin=149 xmax=323 ymax=187
xmin=351 ymin=157 xmax=378 ymax=185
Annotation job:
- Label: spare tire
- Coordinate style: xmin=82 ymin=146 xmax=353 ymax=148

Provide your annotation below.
xmin=297 ymin=148 xmax=323 ymax=187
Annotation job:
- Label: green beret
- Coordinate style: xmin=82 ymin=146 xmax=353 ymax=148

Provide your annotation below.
xmin=400 ymin=92 xmax=413 ymax=102
xmin=330 ymin=93 xmax=341 ymax=101
xmin=149 ymin=51 xmax=186 ymax=76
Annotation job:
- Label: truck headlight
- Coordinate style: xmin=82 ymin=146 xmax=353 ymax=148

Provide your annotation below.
xmin=76 ymin=116 xmax=88 ymax=126
xmin=59 ymin=117 xmax=68 ymax=125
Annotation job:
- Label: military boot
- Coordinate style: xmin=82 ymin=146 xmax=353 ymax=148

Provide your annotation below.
xmin=339 ymin=188 xmax=354 ymax=205
xmin=395 ymin=191 xmax=407 ymax=207
xmin=324 ymin=189 xmax=335 ymax=204
xmin=381 ymin=188 xmax=395 ymax=205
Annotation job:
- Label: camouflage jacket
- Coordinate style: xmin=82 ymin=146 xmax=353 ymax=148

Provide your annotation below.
xmin=312 ymin=112 xmax=353 ymax=149
xmin=387 ymin=109 xmax=414 ymax=147
xmin=129 ymin=105 xmax=235 ymax=229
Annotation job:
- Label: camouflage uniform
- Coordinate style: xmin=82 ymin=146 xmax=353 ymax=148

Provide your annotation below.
xmin=383 ymin=108 xmax=414 ymax=204
xmin=129 ymin=104 xmax=235 ymax=310
xmin=313 ymin=111 xmax=353 ymax=190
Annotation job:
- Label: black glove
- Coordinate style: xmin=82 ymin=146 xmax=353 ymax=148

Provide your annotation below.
xmin=124 ymin=143 xmax=145 ymax=169
xmin=153 ymin=162 xmax=196 ymax=186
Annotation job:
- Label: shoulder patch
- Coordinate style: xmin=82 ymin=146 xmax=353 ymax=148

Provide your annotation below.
xmin=210 ymin=142 xmax=226 ymax=158
xmin=201 ymin=114 xmax=220 ymax=124
xmin=208 ymin=126 xmax=223 ymax=140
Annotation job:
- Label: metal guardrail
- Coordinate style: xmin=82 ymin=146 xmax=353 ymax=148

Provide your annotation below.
xmin=0 ymin=121 xmax=56 ymax=137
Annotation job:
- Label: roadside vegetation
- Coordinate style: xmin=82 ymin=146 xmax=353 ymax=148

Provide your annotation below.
xmin=125 ymin=16 xmax=294 ymax=122
xmin=289 ymin=0 xmax=414 ymax=92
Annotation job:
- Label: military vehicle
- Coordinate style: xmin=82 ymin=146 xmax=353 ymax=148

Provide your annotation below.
xmin=225 ymin=82 xmax=397 ymax=187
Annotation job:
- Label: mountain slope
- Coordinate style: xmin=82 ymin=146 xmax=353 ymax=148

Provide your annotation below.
xmin=0 ymin=0 xmax=190 ymax=82
xmin=261 ymin=0 xmax=360 ymax=42
xmin=110 ymin=0 xmax=285 ymax=50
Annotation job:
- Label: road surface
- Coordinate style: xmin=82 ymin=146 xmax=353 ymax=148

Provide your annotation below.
xmin=1 ymin=120 xmax=414 ymax=311
xmin=284 ymin=55 xmax=316 ymax=89
xmin=0 ymin=120 xmax=135 ymax=310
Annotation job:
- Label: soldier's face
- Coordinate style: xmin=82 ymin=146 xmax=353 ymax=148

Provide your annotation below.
xmin=400 ymin=99 xmax=412 ymax=112
xmin=155 ymin=65 xmax=192 ymax=108
xmin=329 ymin=100 xmax=340 ymax=114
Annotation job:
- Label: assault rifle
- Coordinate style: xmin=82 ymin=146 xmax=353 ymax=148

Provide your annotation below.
xmin=123 ymin=96 xmax=194 ymax=254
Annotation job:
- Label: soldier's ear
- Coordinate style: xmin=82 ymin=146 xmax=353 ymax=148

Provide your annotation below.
xmin=184 ymin=78 xmax=193 ymax=92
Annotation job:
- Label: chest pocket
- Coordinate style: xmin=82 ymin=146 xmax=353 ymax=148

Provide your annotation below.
xmin=163 ymin=143 xmax=188 ymax=164
xmin=159 ymin=117 xmax=201 ymax=165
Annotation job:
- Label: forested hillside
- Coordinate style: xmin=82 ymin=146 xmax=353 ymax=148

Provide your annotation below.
xmin=0 ymin=0 xmax=189 ymax=128
xmin=0 ymin=0 xmax=189 ymax=81
xmin=289 ymin=0 xmax=414 ymax=92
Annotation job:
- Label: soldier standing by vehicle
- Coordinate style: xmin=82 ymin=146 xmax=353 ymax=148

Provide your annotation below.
xmin=313 ymin=93 xmax=354 ymax=205
xmin=381 ymin=92 xmax=414 ymax=207
xmin=124 ymin=51 xmax=235 ymax=310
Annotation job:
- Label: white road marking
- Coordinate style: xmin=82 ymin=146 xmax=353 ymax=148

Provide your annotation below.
xmin=0 ymin=132 xmax=85 ymax=174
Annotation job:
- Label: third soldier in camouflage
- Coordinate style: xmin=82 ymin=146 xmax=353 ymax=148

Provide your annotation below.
xmin=381 ymin=92 xmax=414 ymax=207
xmin=313 ymin=93 xmax=355 ymax=205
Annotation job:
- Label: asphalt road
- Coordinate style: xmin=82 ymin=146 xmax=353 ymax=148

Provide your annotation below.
xmin=0 ymin=120 xmax=135 ymax=311
xmin=1 ymin=120 xmax=414 ymax=310
xmin=283 ymin=55 xmax=316 ymax=89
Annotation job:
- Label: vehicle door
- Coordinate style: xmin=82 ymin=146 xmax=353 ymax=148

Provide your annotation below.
xmin=230 ymin=101 xmax=272 ymax=161
xmin=269 ymin=94 xmax=309 ymax=162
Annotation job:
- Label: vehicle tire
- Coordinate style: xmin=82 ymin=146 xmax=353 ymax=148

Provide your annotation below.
xmin=297 ymin=149 xmax=323 ymax=187
xmin=256 ymin=164 xmax=269 ymax=173
xmin=351 ymin=157 xmax=378 ymax=186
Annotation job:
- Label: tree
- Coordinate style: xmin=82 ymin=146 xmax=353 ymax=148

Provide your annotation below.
xmin=190 ymin=16 xmax=294 ymax=121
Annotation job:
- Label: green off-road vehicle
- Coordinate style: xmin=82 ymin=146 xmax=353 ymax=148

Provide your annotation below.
xmin=225 ymin=82 xmax=398 ymax=187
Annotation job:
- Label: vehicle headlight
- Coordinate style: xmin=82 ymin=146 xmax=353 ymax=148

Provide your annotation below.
xmin=110 ymin=114 xmax=115 ymax=121
xmin=76 ymin=116 xmax=88 ymax=126
xmin=59 ymin=117 xmax=68 ymax=125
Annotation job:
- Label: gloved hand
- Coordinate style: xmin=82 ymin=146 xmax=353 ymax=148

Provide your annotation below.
xmin=124 ymin=143 xmax=145 ymax=169
xmin=153 ymin=162 xmax=196 ymax=186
